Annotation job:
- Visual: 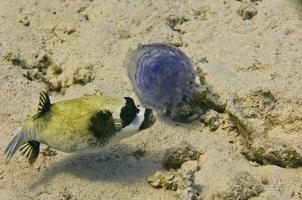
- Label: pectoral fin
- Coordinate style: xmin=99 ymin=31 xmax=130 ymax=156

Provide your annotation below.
xmin=19 ymin=141 xmax=40 ymax=165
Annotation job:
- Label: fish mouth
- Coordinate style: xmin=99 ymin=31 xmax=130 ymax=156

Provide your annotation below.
xmin=139 ymin=108 xmax=156 ymax=130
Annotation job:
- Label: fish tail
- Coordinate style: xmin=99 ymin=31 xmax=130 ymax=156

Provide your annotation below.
xmin=4 ymin=127 xmax=40 ymax=165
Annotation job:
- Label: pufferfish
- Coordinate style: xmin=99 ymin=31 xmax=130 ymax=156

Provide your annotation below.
xmin=4 ymin=92 xmax=155 ymax=164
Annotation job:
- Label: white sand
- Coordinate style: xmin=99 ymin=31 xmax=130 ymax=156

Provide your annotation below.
xmin=0 ymin=0 xmax=301 ymax=199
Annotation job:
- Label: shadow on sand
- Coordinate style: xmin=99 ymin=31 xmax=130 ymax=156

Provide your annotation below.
xmin=294 ymin=0 xmax=302 ymax=13
xmin=30 ymin=144 xmax=164 ymax=189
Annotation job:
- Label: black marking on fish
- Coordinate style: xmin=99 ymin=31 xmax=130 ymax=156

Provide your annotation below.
xmin=120 ymin=97 xmax=139 ymax=127
xmin=36 ymin=91 xmax=51 ymax=118
xmin=19 ymin=141 xmax=40 ymax=164
xmin=90 ymin=110 xmax=117 ymax=144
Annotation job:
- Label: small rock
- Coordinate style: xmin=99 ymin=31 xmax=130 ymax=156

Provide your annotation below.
xmin=283 ymin=28 xmax=294 ymax=35
xmin=118 ymin=29 xmax=131 ymax=39
xmin=199 ymin=57 xmax=208 ymax=64
xmin=179 ymin=161 xmax=200 ymax=174
xmin=162 ymin=144 xmax=201 ymax=170
xmin=237 ymin=3 xmax=258 ymax=20
xmin=60 ymin=188 xmax=72 ymax=200
xmin=175 ymin=171 xmax=201 ymax=200
xmin=147 ymin=171 xmax=176 ymax=190
xmin=34 ymin=52 xmax=52 ymax=70
xmin=64 ymin=28 xmax=76 ymax=35
xmin=47 ymin=77 xmax=62 ymax=92
xmin=249 ymin=161 xmax=260 ymax=167
xmin=169 ymin=102 xmax=196 ymax=123
xmin=48 ymin=64 xmax=63 ymax=75
xmin=244 ymin=141 xmax=302 ymax=168
xmin=261 ymin=176 xmax=269 ymax=185
xmin=168 ymin=85 xmax=215 ymax=123
xmin=132 ymin=149 xmax=146 ymax=159
xmin=200 ymin=110 xmax=223 ymax=131
xmin=19 ymin=16 xmax=30 ymax=26
xmin=42 ymin=147 xmax=57 ymax=157
xmin=3 ymin=51 xmax=25 ymax=67
xmin=166 ymin=15 xmax=188 ymax=32
xmin=220 ymin=171 xmax=264 ymax=200
xmin=61 ymin=193 xmax=72 ymax=200
xmin=147 ymin=164 xmax=201 ymax=199
xmin=37 ymin=190 xmax=51 ymax=198
xmin=72 ymin=65 xmax=94 ymax=85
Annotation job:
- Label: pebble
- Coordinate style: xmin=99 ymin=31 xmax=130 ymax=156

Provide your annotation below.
xmin=237 ymin=3 xmax=258 ymax=20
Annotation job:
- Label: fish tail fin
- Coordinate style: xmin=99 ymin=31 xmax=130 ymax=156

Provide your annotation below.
xmin=4 ymin=91 xmax=48 ymax=164
xmin=4 ymin=128 xmax=40 ymax=164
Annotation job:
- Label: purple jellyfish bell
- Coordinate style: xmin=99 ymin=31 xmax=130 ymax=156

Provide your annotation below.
xmin=125 ymin=43 xmax=196 ymax=112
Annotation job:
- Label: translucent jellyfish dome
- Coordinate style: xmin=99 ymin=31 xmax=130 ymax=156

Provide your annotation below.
xmin=126 ymin=43 xmax=196 ymax=111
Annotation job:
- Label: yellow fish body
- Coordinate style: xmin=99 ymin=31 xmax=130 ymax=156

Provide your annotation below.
xmin=5 ymin=92 xmax=155 ymax=164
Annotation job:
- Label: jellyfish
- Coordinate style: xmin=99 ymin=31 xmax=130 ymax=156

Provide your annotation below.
xmin=125 ymin=43 xmax=196 ymax=114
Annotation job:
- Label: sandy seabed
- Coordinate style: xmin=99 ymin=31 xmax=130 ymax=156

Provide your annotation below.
xmin=0 ymin=0 xmax=302 ymax=199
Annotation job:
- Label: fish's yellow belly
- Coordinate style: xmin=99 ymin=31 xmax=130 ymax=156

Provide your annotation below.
xmin=39 ymin=129 xmax=101 ymax=153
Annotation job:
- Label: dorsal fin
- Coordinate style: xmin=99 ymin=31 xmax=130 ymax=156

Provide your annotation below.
xmin=36 ymin=91 xmax=51 ymax=118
